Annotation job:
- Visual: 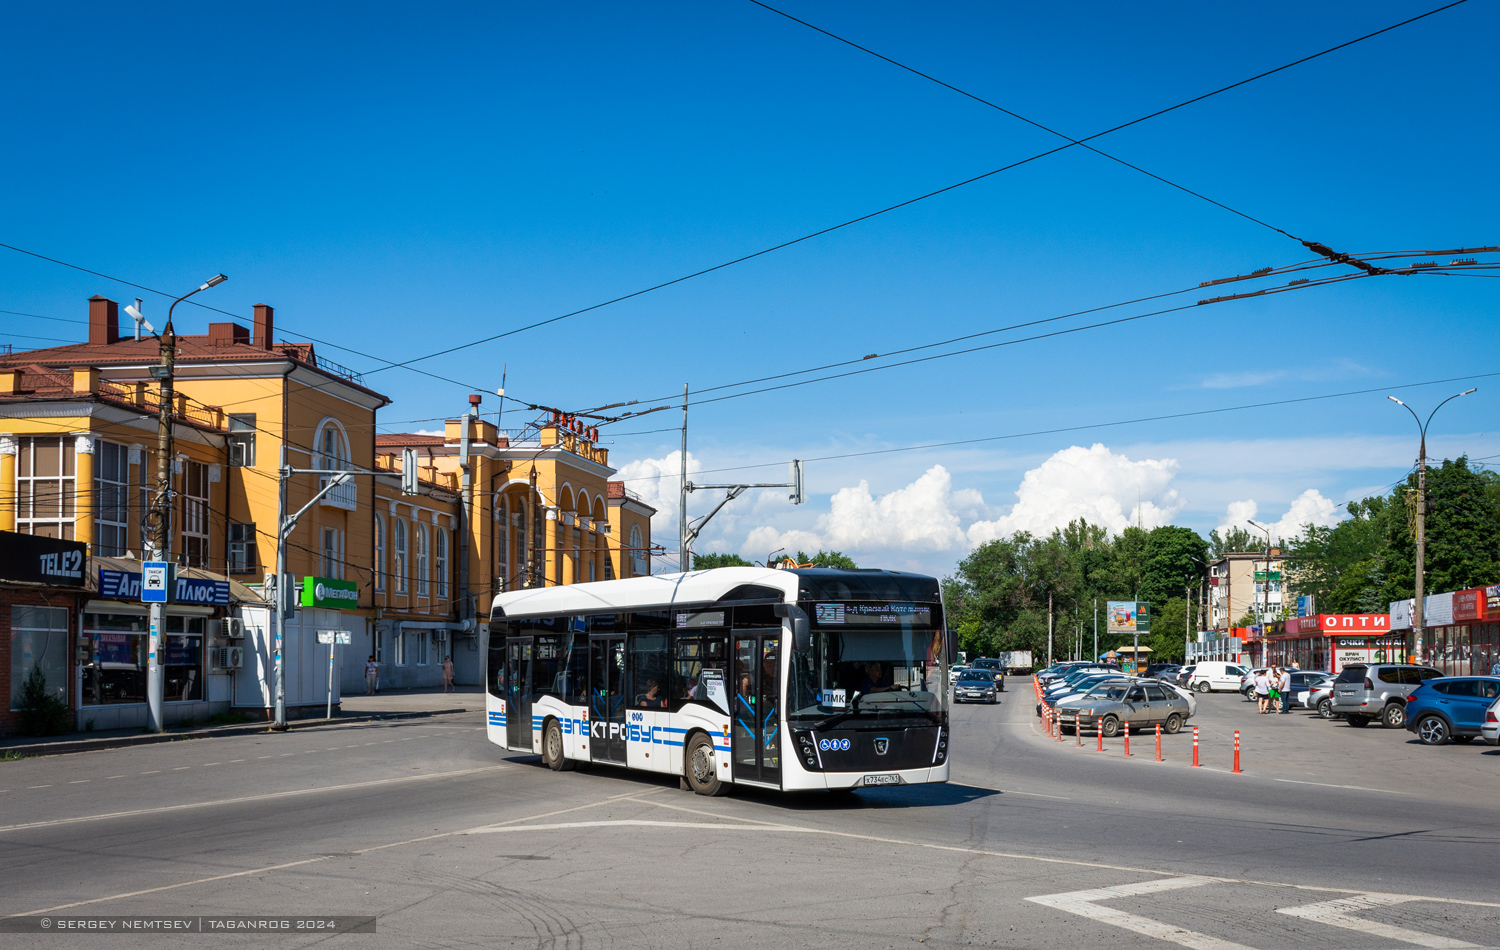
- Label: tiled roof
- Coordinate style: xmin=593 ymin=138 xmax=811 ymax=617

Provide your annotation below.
xmin=375 ymin=433 xmax=446 ymax=447
xmin=607 ymin=480 xmax=626 ymax=498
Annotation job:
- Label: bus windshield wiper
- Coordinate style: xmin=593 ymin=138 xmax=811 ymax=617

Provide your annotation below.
xmin=814 ymin=691 xmax=864 ymax=730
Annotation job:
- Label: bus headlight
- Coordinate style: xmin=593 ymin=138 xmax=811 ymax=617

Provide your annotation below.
xmin=794 ymin=731 xmax=821 ymax=770
xmin=934 ymin=728 xmax=948 ymax=765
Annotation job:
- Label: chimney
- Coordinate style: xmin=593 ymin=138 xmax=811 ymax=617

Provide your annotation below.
xmin=207 ymin=322 xmax=249 ymax=346
xmin=88 ymin=296 xmax=120 ymax=346
xmin=253 ymin=303 xmax=274 ymax=350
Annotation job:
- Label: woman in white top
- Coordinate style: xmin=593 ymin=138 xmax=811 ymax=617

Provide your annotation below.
xmin=1253 ymin=669 xmax=1271 ymax=714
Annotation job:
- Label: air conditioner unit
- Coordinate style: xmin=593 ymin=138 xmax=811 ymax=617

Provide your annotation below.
xmin=211 ymin=646 xmax=244 ymax=670
xmin=208 ymin=618 xmax=245 ymax=641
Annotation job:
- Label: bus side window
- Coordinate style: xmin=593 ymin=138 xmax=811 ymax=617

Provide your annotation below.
xmin=630 ymin=631 xmax=670 ymax=709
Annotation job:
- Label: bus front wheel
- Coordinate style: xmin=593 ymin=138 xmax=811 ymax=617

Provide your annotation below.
xmin=685 ymin=733 xmax=728 ymax=797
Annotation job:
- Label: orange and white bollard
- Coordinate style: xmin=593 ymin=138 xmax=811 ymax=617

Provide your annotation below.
xmin=1123 ymin=721 xmax=1131 ymax=757
xmin=1191 ymin=726 xmax=1201 ymax=767
xmin=1077 ymin=714 xmax=1084 ymax=746
xmin=1154 ymin=723 xmax=1162 ymax=762
xmin=1232 ymin=729 xmax=1242 ymax=773
xmin=1096 ymin=717 xmax=1104 ymax=752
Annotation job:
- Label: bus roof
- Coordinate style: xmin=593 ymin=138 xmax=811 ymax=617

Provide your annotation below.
xmin=491 ymin=567 xmax=938 ymax=619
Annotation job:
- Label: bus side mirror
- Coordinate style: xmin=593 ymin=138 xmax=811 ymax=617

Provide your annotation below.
xmin=946 ymin=630 xmax=957 ymax=665
xmin=775 ymin=604 xmax=812 ymax=652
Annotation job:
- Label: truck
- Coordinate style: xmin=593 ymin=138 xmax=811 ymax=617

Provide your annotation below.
xmin=995 ymin=651 xmax=1033 ymax=673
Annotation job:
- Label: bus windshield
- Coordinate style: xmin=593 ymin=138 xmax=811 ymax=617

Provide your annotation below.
xmin=787 ymin=601 xmax=947 ymax=730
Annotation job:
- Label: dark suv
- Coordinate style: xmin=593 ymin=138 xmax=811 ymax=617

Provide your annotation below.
xmin=1329 ymin=663 xmax=1444 ymax=728
xmin=969 ymin=658 xmax=1007 ymax=692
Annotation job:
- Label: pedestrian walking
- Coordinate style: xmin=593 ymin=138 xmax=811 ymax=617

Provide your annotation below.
xmin=1254 ymin=668 xmax=1271 ymax=714
xmin=441 ymin=654 xmax=455 ymax=692
xmin=1277 ymin=666 xmax=1292 ymax=713
xmin=365 ymin=654 xmax=380 ymax=695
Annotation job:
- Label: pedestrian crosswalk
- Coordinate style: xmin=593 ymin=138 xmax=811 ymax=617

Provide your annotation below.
xmin=1028 ymin=877 xmax=1499 ymax=950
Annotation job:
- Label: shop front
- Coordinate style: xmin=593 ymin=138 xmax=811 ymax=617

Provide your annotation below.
xmin=82 ymin=558 xmax=253 ymax=731
xmin=1260 ymin=614 xmax=1398 ymax=674
xmin=1407 ymin=586 xmax=1500 ymax=676
xmin=1 ymin=531 xmax=88 ymax=735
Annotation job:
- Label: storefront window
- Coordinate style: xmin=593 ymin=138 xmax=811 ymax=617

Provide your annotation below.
xmin=9 ymin=606 xmax=70 ymax=710
xmin=82 ymin=613 xmax=205 ymax=705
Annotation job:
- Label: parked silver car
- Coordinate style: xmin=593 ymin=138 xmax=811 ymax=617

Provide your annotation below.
xmin=1329 ymin=663 xmax=1444 ymax=728
xmin=1056 ymin=681 xmax=1191 ymax=737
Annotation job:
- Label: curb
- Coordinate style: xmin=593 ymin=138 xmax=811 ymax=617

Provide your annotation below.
xmin=0 ymin=707 xmax=474 ymax=759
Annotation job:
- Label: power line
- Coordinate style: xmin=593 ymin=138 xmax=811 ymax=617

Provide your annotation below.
xmin=615 ymin=368 xmax=1500 ymax=483
xmin=747 ymin=0 xmax=1302 ymax=242
xmin=355 ymin=0 xmax=1473 ymax=376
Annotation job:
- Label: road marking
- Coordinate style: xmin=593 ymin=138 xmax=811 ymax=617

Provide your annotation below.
xmin=1273 ymin=778 xmax=1408 ymax=795
xmin=202 ymin=763 xmax=220 ymax=767
xmin=27 ymin=785 xmax=51 ymax=790
xmin=0 ymin=764 xmax=512 ymax=835
xmin=1027 ymin=878 xmax=1255 ymax=950
xmin=140 ymin=770 xmax=160 ymax=774
xmin=68 ymin=780 xmax=88 ymax=784
xmin=106 ymin=775 xmax=124 ymax=779
xmin=228 ymin=760 xmax=244 ymax=764
xmin=1279 ymin=894 xmax=1482 ymax=948
xmin=172 ymin=767 xmax=190 ymax=771
xmin=473 ymin=819 xmax=789 ymax=834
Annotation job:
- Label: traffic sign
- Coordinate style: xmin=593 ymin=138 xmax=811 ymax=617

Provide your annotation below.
xmin=141 ymin=562 xmax=176 ymax=604
xmin=316 ymin=630 xmax=352 ymax=645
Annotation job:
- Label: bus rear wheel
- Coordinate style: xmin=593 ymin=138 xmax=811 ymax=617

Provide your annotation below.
xmin=542 ymin=719 xmax=573 ymax=771
xmin=685 ymin=733 xmax=728 ymax=796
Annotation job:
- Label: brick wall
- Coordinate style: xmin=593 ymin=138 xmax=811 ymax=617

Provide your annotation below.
xmin=0 ymin=586 xmax=80 ymax=736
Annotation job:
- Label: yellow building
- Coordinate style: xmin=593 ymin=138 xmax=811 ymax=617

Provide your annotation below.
xmin=0 ymin=295 xmax=654 ymax=725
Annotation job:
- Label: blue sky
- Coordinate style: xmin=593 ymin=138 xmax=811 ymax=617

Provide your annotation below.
xmin=2 ymin=1 xmax=1496 ymax=573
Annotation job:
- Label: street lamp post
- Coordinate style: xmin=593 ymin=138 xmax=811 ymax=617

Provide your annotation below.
xmin=1247 ymin=519 xmax=1273 ymax=662
xmin=1389 ymin=389 xmax=1476 ymax=664
xmin=145 ymin=274 xmax=227 ymax=732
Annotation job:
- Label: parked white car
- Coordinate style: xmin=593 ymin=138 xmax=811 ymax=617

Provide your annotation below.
xmin=1483 ymin=696 xmax=1500 ymax=746
xmin=1189 ymin=661 xmax=1250 ymax=693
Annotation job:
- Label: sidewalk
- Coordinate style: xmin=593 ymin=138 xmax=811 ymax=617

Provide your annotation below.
xmin=0 ymin=686 xmax=481 ymax=759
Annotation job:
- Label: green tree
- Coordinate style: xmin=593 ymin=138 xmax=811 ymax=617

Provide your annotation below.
xmin=1284 ymin=495 xmax=1391 ymax=613
xmin=1209 ymin=525 xmax=1255 ymax=558
xmin=1382 ymin=458 xmax=1500 ymax=603
xmin=791 ymin=550 xmax=858 ymax=569
xmin=17 ymin=664 xmax=70 ymax=737
xmin=1140 ymin=525 xmax=1208 ymax=604
xmin=692 ymin=552 xmax=753 ymax=569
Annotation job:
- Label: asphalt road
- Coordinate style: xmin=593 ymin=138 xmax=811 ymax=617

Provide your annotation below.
xmin=2 ymin=683 xmax=1497 ymax=949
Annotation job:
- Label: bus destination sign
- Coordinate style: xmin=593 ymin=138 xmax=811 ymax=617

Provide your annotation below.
xmin=815 ymin=603 xmax=931 ymax=626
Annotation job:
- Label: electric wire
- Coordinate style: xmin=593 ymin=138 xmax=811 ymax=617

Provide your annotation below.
xmin=355 ymin=0 xmax=1474 ymax=376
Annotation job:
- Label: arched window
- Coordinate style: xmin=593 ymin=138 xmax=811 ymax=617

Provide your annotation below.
xmin=435 ymin=526 xmax=449 ymax=598
xmin=394 ymin=519 xmax=408 ymax=594
xmin=373 ymin=513 xmax=386 ymax=593
xmin=629 ymin=524 xmax=647 ymax=576
xmin=495 ymin=495 xmax=509 ymax=593
xmin=416 ymin=522 xmax=430 ymax=597
xmin=316 ymin=419 xmax=350 ymax=469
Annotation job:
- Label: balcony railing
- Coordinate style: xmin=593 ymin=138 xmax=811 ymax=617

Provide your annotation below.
xmin=319 ymin=475 xmax=358 ymax=511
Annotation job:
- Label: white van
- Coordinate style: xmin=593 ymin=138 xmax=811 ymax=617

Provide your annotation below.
xmin=1189 ymin=661 xmax=1249 ymax=693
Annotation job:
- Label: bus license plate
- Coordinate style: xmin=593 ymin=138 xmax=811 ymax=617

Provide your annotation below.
xmin=862 ymin=773 xmax=902 ymax=787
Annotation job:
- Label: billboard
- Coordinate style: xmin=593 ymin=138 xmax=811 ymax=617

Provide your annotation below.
xmin=1106 ymin=601 xmax=1151 ymax=633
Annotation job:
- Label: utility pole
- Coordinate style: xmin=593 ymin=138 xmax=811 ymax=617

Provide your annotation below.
xmin=678 ymin=384 xmax=687 ymax=572
xmin=1390 ymin=390 xmax=1475 ymax=663
xmin=1046 ymin=591 xmax=1053 ymax=667
xmin=1092 ymin=599 xmax=1097 ymax=663
xmin=1185 ymin=576 xmax=1192 ymax=665
xmin=146 ymin=274 xmax=226 ymax=732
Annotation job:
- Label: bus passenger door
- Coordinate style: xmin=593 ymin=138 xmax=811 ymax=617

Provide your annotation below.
xmin=589 ymin=635 xmax=627 ymax=764
xmin=505 ymin=638 xmax=532 ymax=750
xmin=732 ymin=634 xmax=781 ymax=786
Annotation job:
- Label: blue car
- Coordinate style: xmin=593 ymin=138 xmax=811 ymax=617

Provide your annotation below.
xmin=1404 ymin=675 xmax=1500 ymax=745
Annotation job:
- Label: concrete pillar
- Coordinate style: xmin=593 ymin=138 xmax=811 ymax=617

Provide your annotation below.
xmin=74 ymin=435 xmax=96 ymax=546
xmin=0 ymin=435 xmax=15 ymax=532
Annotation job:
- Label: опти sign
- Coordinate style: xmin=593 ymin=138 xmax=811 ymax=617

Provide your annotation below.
xmin=301 ymin=576 xmax=359 ymax=610
xmin=0 ymin=530 xmax=87 ymax=587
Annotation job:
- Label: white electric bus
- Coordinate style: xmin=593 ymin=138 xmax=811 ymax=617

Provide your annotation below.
xmin=485 ymin=567 xmax=951 ymax=795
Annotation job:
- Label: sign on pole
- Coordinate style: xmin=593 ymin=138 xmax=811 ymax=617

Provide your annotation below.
xmin=316 ymin=630 xmax=352 ymax=645
xmin=141 ymin=562 xmax=177 ymax=604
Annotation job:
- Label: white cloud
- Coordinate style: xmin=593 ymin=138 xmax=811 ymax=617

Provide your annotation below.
xmin=613 ymin=450 xmax=700 ymax=544
xmin=741 ymin=525 xmax=825 ymax=563
xmin=967 ymin=444 xmax=1181 ymax=544
xmin=821 ymin=465 xmax=982 ymax=552
xmin=1217 ymin=488 xmax=1345 ymax=544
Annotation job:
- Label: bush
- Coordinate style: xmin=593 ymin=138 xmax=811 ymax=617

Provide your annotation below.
xmin=17 ymin=665 xmax=71 ymax=737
